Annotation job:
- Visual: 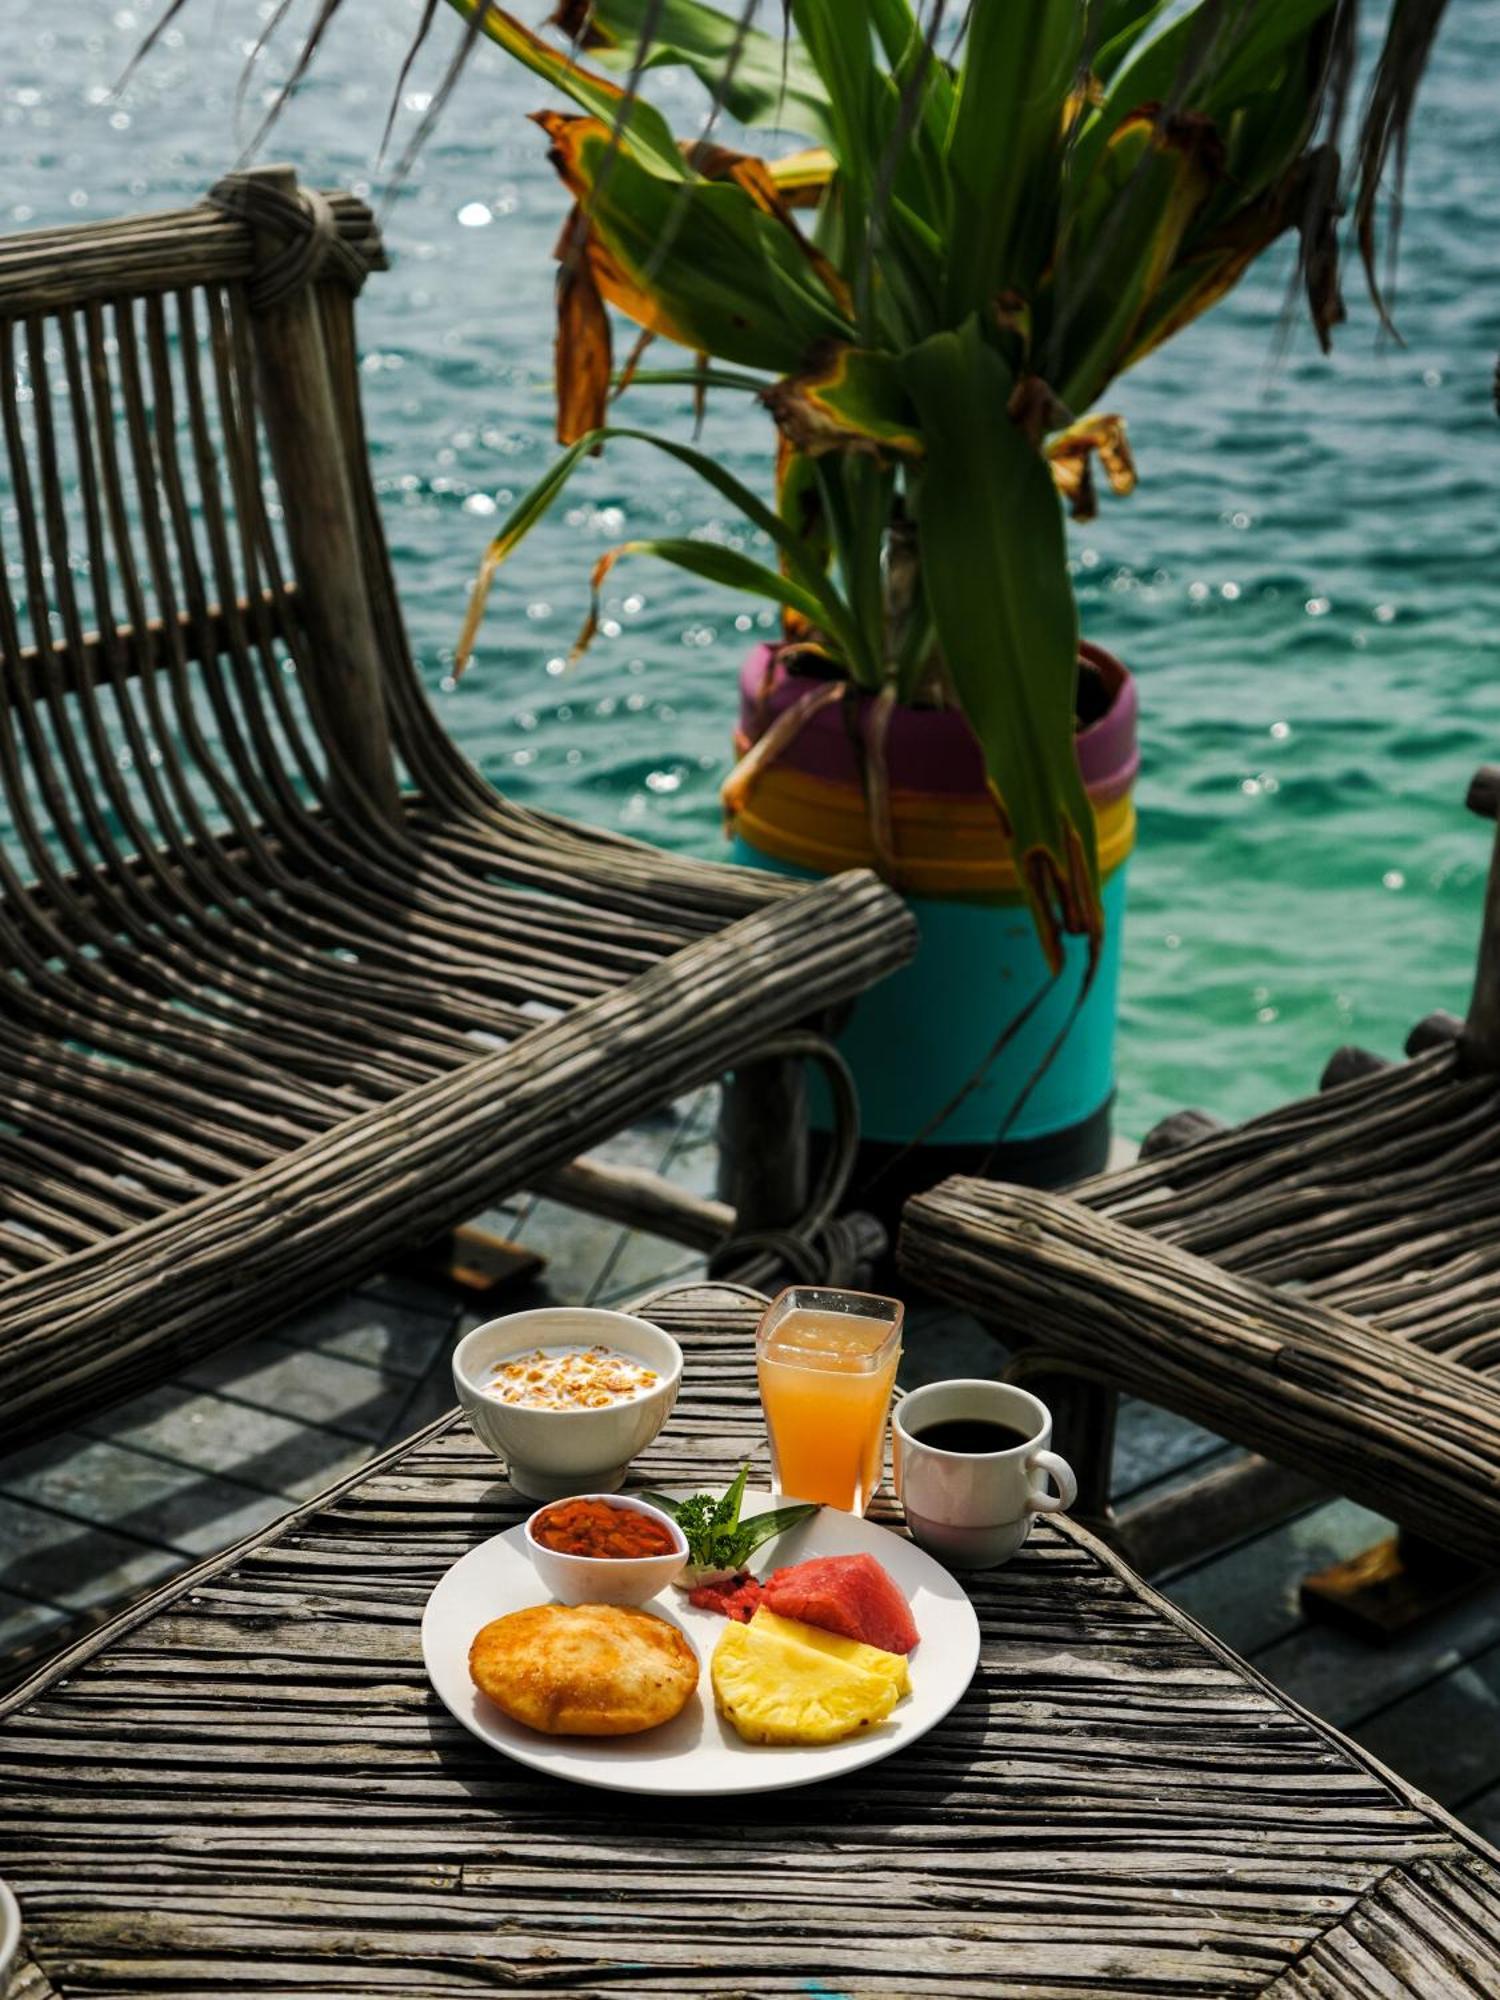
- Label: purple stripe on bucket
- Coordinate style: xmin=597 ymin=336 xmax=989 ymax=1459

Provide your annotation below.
xmin=737 ymin=641 xmax=1139 ymax=804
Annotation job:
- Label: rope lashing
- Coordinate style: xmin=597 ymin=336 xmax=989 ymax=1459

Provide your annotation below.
xmin=204 ymin=174 xmax=374 ymax=311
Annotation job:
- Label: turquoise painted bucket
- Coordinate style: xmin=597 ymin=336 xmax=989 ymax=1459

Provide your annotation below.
xmin=727 ymin=641 xmax=1138 ymax=1178
xmin=726 ymin=840 xmax=1129 ymax=1146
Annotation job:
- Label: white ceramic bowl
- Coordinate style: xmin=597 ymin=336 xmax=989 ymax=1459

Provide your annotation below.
xmin=452 ymin=1307 xmax=682 ymax=1501
xmin=0 ymin=1875 xmax=20 ymax=1996
xmin=524 ymin=1494 xmax=688 ymax=1606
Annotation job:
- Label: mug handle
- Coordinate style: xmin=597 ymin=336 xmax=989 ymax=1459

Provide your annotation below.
xmin=1025 ymin=1448 xmax=1078 ymax=1516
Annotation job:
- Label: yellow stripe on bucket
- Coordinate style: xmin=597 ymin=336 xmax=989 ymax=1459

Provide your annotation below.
xmin=732 ymin=764 xmax=1136 ymax=902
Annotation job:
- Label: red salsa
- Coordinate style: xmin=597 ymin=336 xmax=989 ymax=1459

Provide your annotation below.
xmin=532 ymin=1498 xmax=678 ymax=1560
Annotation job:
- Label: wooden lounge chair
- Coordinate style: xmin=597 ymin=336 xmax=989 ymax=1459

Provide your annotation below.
xmin=0 ymin=168 xmax=915 ymax=1450
xmin=900 ymin=766 xmax=1500 ymax=1582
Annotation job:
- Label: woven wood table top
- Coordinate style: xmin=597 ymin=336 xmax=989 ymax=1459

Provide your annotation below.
xmin=4 ymin=1282 xmax=1499 ymax=1998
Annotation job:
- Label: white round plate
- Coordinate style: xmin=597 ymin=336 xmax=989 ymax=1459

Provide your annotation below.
xmin=422 ymin=1491 xmax=982 ymax=1796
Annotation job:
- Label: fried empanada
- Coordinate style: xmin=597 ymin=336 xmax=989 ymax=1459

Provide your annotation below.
xmin=469 ymin=1602 xmax=699 ymax=1737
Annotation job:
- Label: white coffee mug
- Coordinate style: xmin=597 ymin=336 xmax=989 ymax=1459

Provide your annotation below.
xmin=892 ymin=1379 xmax=1078 ymax=1569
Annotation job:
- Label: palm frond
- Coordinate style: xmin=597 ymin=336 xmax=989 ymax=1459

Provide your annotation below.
xmin=1350 ymin=0 xmax=1449 ymax=325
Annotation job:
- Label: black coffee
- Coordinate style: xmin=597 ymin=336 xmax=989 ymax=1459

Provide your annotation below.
xmin=911 ymin=1417 xmax=1035 ymax=1455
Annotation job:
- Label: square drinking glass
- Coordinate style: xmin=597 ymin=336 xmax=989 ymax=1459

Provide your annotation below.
xmin=755 ymin=1287 xmax=904 ymax=1515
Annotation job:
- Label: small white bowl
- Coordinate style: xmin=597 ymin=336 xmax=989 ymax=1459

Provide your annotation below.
xmin=524 ymin=1494 xmax=688 ymax=1606
xmin=452 ymin=1306 xmax=682 ymax=1501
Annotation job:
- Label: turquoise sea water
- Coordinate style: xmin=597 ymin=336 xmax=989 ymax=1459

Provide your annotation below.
xmin=4 ymin=3 xmax=1498 ymax=1138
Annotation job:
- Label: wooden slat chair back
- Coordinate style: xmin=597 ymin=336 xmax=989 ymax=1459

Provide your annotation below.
xmin=0 ymin=169 xmax=915 ymax=1449
xmin=900 ymin=773 xmax=1500 ymax=1569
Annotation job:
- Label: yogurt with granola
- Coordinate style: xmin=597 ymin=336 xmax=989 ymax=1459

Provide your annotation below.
xmin=485 ymin=1343 xmax=660 ymax=1411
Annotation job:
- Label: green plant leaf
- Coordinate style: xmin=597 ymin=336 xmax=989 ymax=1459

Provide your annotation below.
xmin=1049 ymin=106 xmax=1223 ymax=411
xmin=763 ymin=342 xmax=923 ymax=458
xmin=786 ymin=0 xmax=944 ymax=260
xmin=614 ymin=366 xmax=770 ymax=393
xmin=447 ymin=0 xmax=689 ymax=180
xmin=1201 ymin=0 xmax=1340 ymax=116
xmin=1088 ymin=0 xmax=1178 ymax=83
xmin=586 ymin=536 xmax=848 ymax=658
xmin=552 ymin=0 xmax=835 ymax=144
xmin=898 ymin=319 xmax=1100 ymax=971
xmin=540 ymin=114 xmax=852 ymax=371
xmin=1072 ymin=0 xmax=1338 ymax=186
xmin=943 ymin=1 xmax=1083 ymax=321
xmin=1119 ymin=152 xmax=1317 ymax=367
xmin=735 ymin=1500 xmax=820 ymax=1556
xmin=812 ymin=454 xmax=893 ymax=685
xmin=715 ymin=1464 xmax=749 ymax=1533
xmin=457 ymin=422 xmax=870 ymax=678
xmin=869 ymin=0 xmax=954 ymax=138
xmin=864 ymin=0 xmax=952 ymax=232
xmin=787 ymin=0 xmax=885 ymax=206
xmin=639 ymin=1466 xmax=817 ymax=1573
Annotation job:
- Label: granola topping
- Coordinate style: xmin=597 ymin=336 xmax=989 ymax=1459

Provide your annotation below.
xmin=486 ymin=1344 xmax=658 ymax=1411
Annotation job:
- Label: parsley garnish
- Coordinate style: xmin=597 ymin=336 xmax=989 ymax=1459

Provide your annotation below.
xmin=640 ymin=1465 xmax=817 ymax=1576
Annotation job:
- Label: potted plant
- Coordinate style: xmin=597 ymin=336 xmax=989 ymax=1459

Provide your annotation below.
xmin=218 ymin=0 xmax=1440 ymax=1197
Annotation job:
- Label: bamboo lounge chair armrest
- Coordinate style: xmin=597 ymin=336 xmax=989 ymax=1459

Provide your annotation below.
xmin=899 ymin=1176 xmax=1500 ymax=1566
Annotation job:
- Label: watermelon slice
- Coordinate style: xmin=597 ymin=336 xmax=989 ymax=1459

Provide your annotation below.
xmin=761 ymin=1553 xmax=919 ymax=1656
xmin=687 ymin=1572 xmax=765 ymax=1622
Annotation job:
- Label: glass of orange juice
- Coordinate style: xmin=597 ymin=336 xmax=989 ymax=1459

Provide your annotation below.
xmin=756 ymin=1287 xmax=904 ymax=1515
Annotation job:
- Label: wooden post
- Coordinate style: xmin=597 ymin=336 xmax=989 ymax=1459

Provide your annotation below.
xmin=1461 ymin=765 xmax=1500 ymax=1071
xmin=720 ymin=1055 xmax=810 ymax=1233
xmin=237 ymin=164 xmax=401 ymax=824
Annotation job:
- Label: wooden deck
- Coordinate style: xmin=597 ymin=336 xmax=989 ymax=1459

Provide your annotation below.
xmin=3 ymin=1085 xmax=1498 ymax=1849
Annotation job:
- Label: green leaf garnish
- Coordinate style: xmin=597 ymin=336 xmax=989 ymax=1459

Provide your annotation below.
xmin=638 ymin=1466 xmax=817 ymax=1574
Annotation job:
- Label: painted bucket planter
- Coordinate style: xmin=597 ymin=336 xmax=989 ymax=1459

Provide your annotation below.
xmin=727 ymin=640 xmax=1138 ymax=1191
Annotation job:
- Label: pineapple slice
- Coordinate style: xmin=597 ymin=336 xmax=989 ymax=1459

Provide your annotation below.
xmin=749 ymin=1609 xmax=911 ymax=1694
xmin=711 ymin=1606 xmax=910 ymax=1745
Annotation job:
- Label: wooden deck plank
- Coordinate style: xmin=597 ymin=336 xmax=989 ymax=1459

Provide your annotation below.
xmin=179 ymin=1338 xmax=420 ymax=1443
xmin=0 ymin=1589 xmax=66 ymax=1658
xmin=0 ymin=1493 xmax=180 ymax=1613
xmin=1262 ymin=1852 xmax=1500 ymax=1996
xmin=594 ymin=1240 xmax=708 ymax=1306
xmin=1253 ymin=1575 xmax=1500 ymax=1733
xmin=501 ymin=1195 xmax=629 ymax=1299
xmin=0 ymin=1434 xmax=290 ymax=1558
xmin=1114 ymin=1406 xmax=1230 ymax=1504
xmin=272 ymin=1292 xmax=459 ymax=1381
xmin=1164 ymin=1498 xmax=1394 ymax=1659
xmin=1351 ymin=1642 xmax=1500 ymax=1810
xmin=81 ymin=1381 xmax=379 ymax=1503
xmin=1467 ymin=1781 xmax=1500 ymax=1847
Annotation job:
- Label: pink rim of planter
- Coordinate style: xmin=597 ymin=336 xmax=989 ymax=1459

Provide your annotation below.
xmin=735 ymin=639 xmax=1139 ymax=806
